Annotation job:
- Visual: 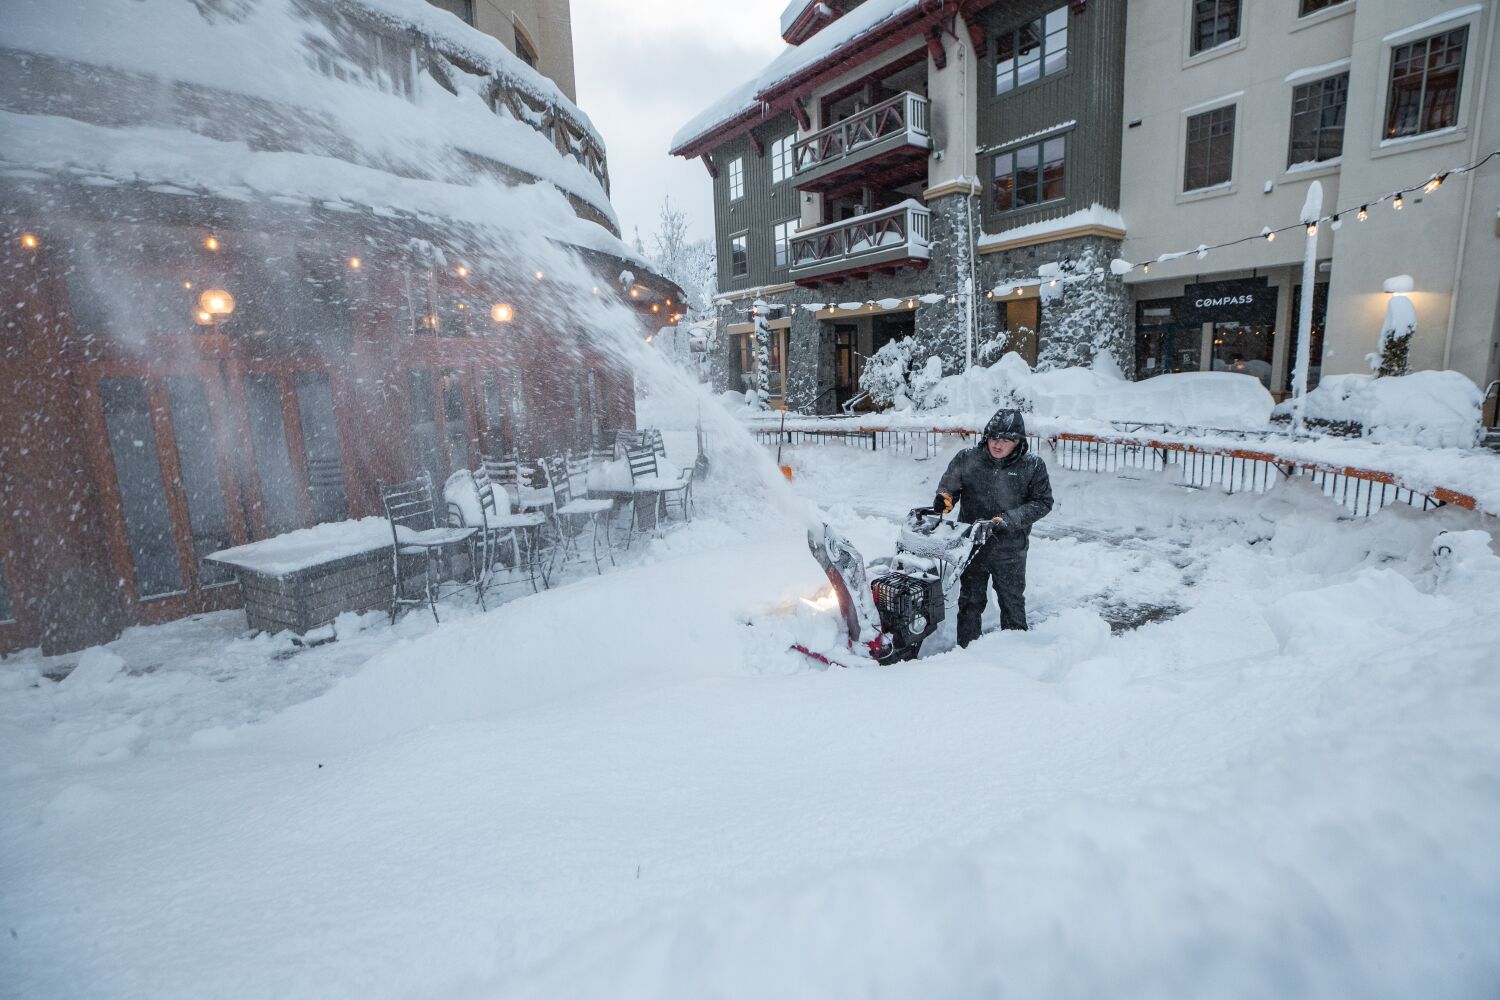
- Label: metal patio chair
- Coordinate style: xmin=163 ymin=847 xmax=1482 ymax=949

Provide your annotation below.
xmin=466 ymin=467 xmax=550 ymax=593
xmin=624 ymin=445 xmax=666 ymax=547
xmin=378 ymin=473 xmax=480 ymax=623
xmin=546 ymin=454 xmax=616 ymax=574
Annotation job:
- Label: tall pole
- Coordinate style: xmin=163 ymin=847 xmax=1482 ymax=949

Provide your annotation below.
xmin=1291 ymin=180 xmax=1322 ymax=435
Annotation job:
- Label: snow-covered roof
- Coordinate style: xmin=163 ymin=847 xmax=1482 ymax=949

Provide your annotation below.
xmin=671 ymin=0 xmax=926 ymax=154
xmin=977 ymin=205 xmax=1128 ymax=251
xmin=0 ymin=0 xmax=639 ymax=265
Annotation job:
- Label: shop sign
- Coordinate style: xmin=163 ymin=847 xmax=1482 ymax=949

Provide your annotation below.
xmin=1180 ymin=278 xmax=1276 ymax=324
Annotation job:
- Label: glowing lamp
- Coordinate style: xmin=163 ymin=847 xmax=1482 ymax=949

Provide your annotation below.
xmin=195 ymin=310 xmax=214 ymax=326
xmin=491 ymin=303 xmax=514 ymax=323
xmin=651 ymin=303 xmax=660 ymax=313
xmin=348 ymin=256 xmax=362 ymax=269
xmin=456 ymin=265 xmax=469 ymax=277
xmin=197 ymin=289 xmax=235 ymax=317
xmin=1393 ymin=193 xmax=1404 ymax=210
xmin=20 ymin=233 xmax=39 ymax=250
xmin=534 ymin=270 xmax=544 ymax=280
xmin=629 ymin=288 xmax=640 ymax=298
xmin=204 ymin=236 xmax=219 ymax=251
xmin=1357 ymin=205 xmax=1369 ymax=222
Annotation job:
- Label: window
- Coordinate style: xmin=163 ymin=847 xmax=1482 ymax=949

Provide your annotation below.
xmin=244 ymin=374 xmax=304 ymax=536
xmin=1385 ymin=27 xmax=1468 ymax=140
xmin=294 ymin=373 xmax=349 ymax=524
xmin=1191 ymin=0 xmax=1240 ymax=55
xmin=166 ymin=378 xmax=234 ymax=585
xmin=441 ymin=370 xmax=471 ymax=472
xmin=771 ymin=134 xmax=796 ymax=184
xmin=730 ymin=234 xmax=748 ymax=277
xmin=1299 ymin=0 xmax=1347 ymax=15
xmin=427 ymin=0 xmax=474 ymax=26
xmin=1288 ymin=73 xmax=1348 ymax=166
xmin=1183 ymin=105 xmax=1235 ymax=191
xmin=100 ymin=378 xmax=182 ymax=598
xmin=728 ymin=157 xmax=745 ymax=200
xmin=995 ymin=5 xmax=1068 ymax=95
xmin=997 ymin=299 xmax=1040 ymax=367
xmin=514 ymin=25 xmax=538 ymax=69
xmin=409 ymin=370 xmax=443 ymax=483
xmin=773 ymin=220 xmax=797 ymax=267
xmin=992 ymin=135 xmax=1066 ymax=212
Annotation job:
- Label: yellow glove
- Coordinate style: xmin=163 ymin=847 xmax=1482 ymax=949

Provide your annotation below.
xmin=933 ymin=492 xmax=954 ymax=514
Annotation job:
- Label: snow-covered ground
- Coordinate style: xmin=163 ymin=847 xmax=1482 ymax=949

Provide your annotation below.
xmin=3 ymin=441 xmax=1499 ymax=998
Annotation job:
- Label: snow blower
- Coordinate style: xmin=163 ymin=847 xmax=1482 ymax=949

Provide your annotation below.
xmin=796 ymin=509 xmax=993 ymax=667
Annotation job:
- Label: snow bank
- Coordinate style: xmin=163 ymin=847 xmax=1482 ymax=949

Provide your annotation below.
xmin=1278 ymin=371 xmax=1483 ymax=448
xmin=924 ymin=353 xmax=1274 ymax=430
xmin=977 ymin=204 xmax=1126 ymax=250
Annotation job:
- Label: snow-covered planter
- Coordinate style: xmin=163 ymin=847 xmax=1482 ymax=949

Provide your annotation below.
xmin=1371 ymin=278 xmax=1417 ymax=377
xmin=1277 ymin=371 xmax=1484 ymax=449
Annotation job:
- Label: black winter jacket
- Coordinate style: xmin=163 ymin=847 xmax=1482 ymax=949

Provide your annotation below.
xmin=936 ymin=439 xmax=1054 ymax=554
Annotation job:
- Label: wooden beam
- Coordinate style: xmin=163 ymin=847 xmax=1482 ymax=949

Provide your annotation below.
xmin=700 ymin=154 xmax=718 ymax=179
xmin=966 ymin=18 xmax=987 ymax=59
xmin=791 ymin=98 xmax=811 ymax=132
xmin=749 ymin=132 xmax=765 ymax=158
xmin=926 ymin=28 xmax=947 ymax=70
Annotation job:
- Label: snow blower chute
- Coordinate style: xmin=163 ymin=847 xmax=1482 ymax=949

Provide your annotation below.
xmin=797 ymin=509 xmax=993 ymax=666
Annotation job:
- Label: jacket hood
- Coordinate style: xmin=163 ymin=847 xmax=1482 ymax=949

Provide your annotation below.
xmin=982 ymin=408 xmax=1027 ymax=441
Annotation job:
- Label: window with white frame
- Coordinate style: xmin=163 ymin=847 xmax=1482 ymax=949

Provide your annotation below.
xmin=1191 ymin=0 xmax=1239 ymax=56
xmin=771 ymin=135 xmax=795 ymax=184
xmin=1183 ymin=104 xmax=1235 ymax=191
xmin=994 ymin=5 xmax=1069 ymax=95
xmin=773 ymin=220 xmax=797 ymax=267
xmin=1384 ymin=27 xmax=1468 ymax=140
xmin=1299 ymin=0 xmax=1347 ymax=16
xmin=730 ymin=233 xmax=748 ymax=277
xmin=728 ymin=157 xmax=745 ymax=200
xmin=1288 ymin=73 xmax=1347 ymax=166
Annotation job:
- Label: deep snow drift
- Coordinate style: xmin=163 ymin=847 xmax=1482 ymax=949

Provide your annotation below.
xmin=2 ymin=442 xmax=1499 ymax=999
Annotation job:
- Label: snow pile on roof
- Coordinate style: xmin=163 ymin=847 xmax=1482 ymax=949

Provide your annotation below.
xmin=1277 ymin=371 xmax=1484 ymax=448
xmin=780 ymin=0 xmax=835 ymax=35
xmin=672 ymin=0 xmax=923 ymax=151
xmin=0 ymin=0 xmax=632 ymax=257
xmin=978 ymin=205 xmax=1127 ymax=250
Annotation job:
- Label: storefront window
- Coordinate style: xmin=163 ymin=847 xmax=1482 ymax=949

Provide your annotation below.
xmin=441 ymin=370 xmax=471 ymax=471
xmin=244 ymin=374 xmax=304 ymax=536
xmin=1211 ymin=322 xmax=1275 ymax=387
xmin=100 ymin=378 xmax=183 ymax=597
xmin=998 ymin=299 xmax=1040 ymax=366
xmin=1285 ymin=283 xmax=1327 ymax=393
xmin=1134 ymin=300 xmax=1200 ymax=379
xmin=166 ymin=377 xmax=235 ymax=585
xmin=294 ymin=373 xmax=349 ymax=523
xmin=409 ymin=370 xmax=443 ymax=481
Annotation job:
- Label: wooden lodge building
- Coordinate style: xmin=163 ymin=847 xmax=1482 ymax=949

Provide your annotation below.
xmin=0 ymin=0 xmax=681 ymax=654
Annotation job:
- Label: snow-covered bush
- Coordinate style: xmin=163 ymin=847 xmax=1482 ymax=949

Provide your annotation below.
xmin=860 ymin=336 xmax=919 ymax=410
xmin=1371 ymin=282 xmax=1417 ymax=377
xmin=1279 ymin=370 xmax=1483 ymax=448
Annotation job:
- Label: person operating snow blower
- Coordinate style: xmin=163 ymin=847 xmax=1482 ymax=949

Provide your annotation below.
xmin=932 ymin=408 xmax=1053 ymax=645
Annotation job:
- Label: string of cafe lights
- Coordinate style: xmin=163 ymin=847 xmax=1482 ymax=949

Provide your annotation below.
xmin=731 ymin=147 xmax=1500 ymax=318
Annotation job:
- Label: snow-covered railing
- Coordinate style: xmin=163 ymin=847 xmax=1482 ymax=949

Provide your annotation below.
xmin=792 ymin=92 xmax=930 ymax=184
xmin=789 ymin=202 xmax=931 ymax=282
xmin=753 ymin=424 xmax=1490 ymax=519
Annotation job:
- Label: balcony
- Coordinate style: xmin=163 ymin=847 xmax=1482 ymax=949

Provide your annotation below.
xmin=792 ymin=92 xmax=930 ymax=198
xmin=789 ymin=202 xmax=931 ymax=285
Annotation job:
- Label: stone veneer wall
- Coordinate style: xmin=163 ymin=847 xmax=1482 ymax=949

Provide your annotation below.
xmin=709 ymin=205 xmax=1131 ymax=413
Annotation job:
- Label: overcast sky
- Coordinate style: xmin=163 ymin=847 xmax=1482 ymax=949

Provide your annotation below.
xmin=571 ymin=0 xmax=787 ymax=249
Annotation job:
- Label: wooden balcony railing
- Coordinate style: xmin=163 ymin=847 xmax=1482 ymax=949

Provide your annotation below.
xmin=792 ymin=92 xmax=930 ymax=180
xmin=789 ymin=202 xmax=931 ymax=282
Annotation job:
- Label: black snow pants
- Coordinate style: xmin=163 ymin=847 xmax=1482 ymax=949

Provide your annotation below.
xmin=957 ymin=540 xmax=1027 ymax=646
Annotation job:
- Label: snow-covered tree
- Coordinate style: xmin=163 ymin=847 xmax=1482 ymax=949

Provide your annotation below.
xmin=750 ymin=300 xmax=773 ymax=404
xmin=647 ymin=196 xmax=717 ymax=316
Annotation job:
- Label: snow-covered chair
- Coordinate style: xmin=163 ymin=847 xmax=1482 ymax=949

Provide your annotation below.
xmin=454 ymin=468 xmax=549 ymax=593
xmin=545 ymin=454 xmax=615 ymax=574
xmin=378 ymin=473 xmax=479 ymax=623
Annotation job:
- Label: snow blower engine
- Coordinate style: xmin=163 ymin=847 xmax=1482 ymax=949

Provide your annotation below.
xmin=800 ymin=509 xmax=993 ymax=666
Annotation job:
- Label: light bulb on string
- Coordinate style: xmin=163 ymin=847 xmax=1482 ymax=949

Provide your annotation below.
xmin=1265 ymin=229 xmax=1276 ymax=242
xmin=1357 ymin=205 xmax=1368 ymax=222
xmin=1423 ymin=174 xmax=1446 ymax=193
xmin=1306 ymin=223 xmax=1317 ymax=236
xmin=1393 ymin=193 xmax=1404 ymax=211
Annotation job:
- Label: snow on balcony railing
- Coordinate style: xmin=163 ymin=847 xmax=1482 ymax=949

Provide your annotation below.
xmin=789 ymin=201 xmax=931 ymax=279
xmin=792 ymin=92 xmax=929 ymax=178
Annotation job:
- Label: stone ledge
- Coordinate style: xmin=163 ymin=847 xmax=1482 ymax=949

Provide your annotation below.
xmin=978 ymin=224 xmax=1127 ymax=255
